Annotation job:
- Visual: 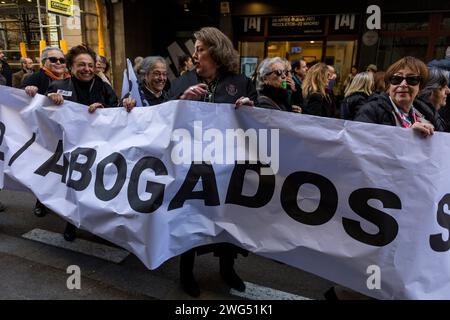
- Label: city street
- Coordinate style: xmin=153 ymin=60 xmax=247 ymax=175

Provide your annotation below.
xmin=0 ymin=189 xmax=334 ymax=300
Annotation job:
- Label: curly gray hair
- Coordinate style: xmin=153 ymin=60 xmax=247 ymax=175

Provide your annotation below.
xmin=137 ymin=56 xmax=166 ymax=83
xmin=41 ymin=46 xmax=64 ymax=64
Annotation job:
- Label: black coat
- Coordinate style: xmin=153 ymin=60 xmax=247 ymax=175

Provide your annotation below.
xmin=139 ymin=83 xmax=168 ymax=106
xmin=354 ymin=92 xmax=438 ymax=129
xmin=47 ymin=75 xmax=118 ymax=108
xmin=168 ymin=69 xmax=257 ymax=103
xmin=0 ymin=60 xmax=12 ymax=87
xmin=303 ymin=92 xmax=333 ymax=118
xmin=256 ymin=85 xmax=289 ymax=111
xmin=415 ymin=96 xmax=447 ymax=132
xmin=341 ymin=92 xmax=369 ymax=120
xmin=21 ymin=69 xmax=54 ymax=94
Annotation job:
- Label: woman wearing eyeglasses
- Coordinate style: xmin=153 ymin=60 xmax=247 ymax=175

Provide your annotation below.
xmin=168 ymin=27 xmax=257 ymax=298
xmin=21 ymin=47 xmax=71 ymax=218
xmin=301 ymin=62 xmax=334 ymax=118
xmin=255 ymin=57 xmax=294 ymax=112
xmin=355 ymin=56 xmax=435 ymax=137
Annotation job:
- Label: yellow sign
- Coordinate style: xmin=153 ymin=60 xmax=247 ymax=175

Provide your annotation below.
xmin=47 ymin=0 xmax=74 ymax=17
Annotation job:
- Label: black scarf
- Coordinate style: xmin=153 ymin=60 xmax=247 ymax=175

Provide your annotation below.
xmin=260 ymin=85 xmax=289 ymax=108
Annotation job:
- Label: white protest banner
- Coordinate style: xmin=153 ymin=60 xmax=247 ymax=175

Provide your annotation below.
xmin=1 ymin=85 xmax=450 ymax=299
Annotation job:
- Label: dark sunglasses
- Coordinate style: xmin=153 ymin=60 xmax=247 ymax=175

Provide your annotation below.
xmin=389 ymin=75 xmax=422 ymax=86
xmin=47 ymin=57 xmax=66 ymax=64
xmin=267 ymin=69 xmax=289 ymax=77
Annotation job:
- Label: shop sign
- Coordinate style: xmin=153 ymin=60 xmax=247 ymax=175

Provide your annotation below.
xmin=329 ymin=14 xmax=360 ymax=34
xmin=269 ymin=16 xmax=325 ymax=35
xmin=236 ymin=17 xmax=264 ymax=36
xmin=47 ymin=0 xmax=74 ymax=17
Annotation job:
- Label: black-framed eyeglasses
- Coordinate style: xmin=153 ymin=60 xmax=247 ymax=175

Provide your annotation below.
xmin=389 ymin=75 xmax=422 ymax=86
xmin=46 ymin=57 xmax=66 ymax=64
xmin=267 ymin=69 xmax=289 ymax=77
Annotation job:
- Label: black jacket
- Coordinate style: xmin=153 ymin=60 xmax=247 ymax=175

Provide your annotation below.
xmin=21 ymin=69 xmax=54 ymax=94
xmin=341 ymin=92 xmax=369 ymax=120
xmin=415 ymin=96 xmax=447 ymax=132
xmin=0 ymin=60 xmax=12 ymax=87
xmin=139 ymin=83 xmax=168 ymax=106
xmin=354 ymin=92 xmax=437 ymax=128
xmin=168 ymin=69 xmax=257 ymax=103
xmin=303 ymin=92 xmax=333 ymax=118
xmin=256 ymin=85 xmax=289 ymax=111
xmin=47 ymin=75 xmax=118 ymax=108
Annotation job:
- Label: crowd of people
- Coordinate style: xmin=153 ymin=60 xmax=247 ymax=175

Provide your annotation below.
xmin=0 ymin=27 xmax=449 ymax=299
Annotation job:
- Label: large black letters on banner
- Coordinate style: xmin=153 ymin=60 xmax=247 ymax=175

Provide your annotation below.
xmin=280 ymin=171 xmax=338 ymax=225
xmin=0 ymin=122 xmax=4 ymax=161
xmin=0 ymin=122 xmax=5 ymax=161
xmin=128 ymin=156 xmax=168 ymax=213
xmin=168 ymin=162 xmax=220 ymax=210
xmin=67 ymin=148 xmax=97 ymax=191
xmin=343 ymin=188 xmax=400 ymax=246
xmin=430 ymin=194 xmax=450 ymax=252
xmin=34 ymin=140 xmax=68 ymax=183
xmin=95 ymin=152 xmax=127 ymax=201
xmin=225 ymin=162 xmax=275 ymax=208
xmin=8 ymin=132 xmax=36 ymax=166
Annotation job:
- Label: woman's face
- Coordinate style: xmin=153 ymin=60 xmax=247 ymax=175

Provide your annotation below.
xmin=430 ymin=85 xmax=449 ymax=110
xmin=95 ymin=60 xmax=106 ymax=74
xmin=44 ymin=50 xmax=66 ymax=76
xmin=264 ymin=62 xmax=288 ymax=89
xmin=192 ymin=40 xmax=218 ymax=80
xmin=71 ymin=53 xmax=95 ymax=82
xmin=185 ymin=57 xmax=194 ymax=69
xmin=388 ymin=67 xmax=421 ymax=112
xmin=145 ymin=61 xmax=167 ymax=93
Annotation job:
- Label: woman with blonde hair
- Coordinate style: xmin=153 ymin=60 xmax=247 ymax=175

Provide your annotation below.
xmin=302 ymin=62 xmax=332 ymax=117
xmin=341 ymin=72 xmax=374 ymax=120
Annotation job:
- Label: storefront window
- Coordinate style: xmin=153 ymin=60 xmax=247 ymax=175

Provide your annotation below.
xmin=326 ymin=40 xmax=357 ymax=95
xmin=266 ymin=40 xmax=323 ymax=65
xmin=238 ymin=41 xmax=264 ymax=77
xmin=377 ymin=36 xmax=428 ymax=71
xmin=441 ymin=13 xmax=450 ymax=30
xmin=381 ymin=13 xmax=429 ymax=32
xmin=434 ymin=36 xmax=450 ymax=60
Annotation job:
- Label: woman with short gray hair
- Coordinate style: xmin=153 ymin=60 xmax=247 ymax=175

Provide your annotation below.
xmin=125 ymin=56 xmax=168 ymax=111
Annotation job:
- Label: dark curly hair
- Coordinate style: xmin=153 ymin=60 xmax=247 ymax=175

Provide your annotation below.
xmin=66 ymin=44 xmax=97 ymax=70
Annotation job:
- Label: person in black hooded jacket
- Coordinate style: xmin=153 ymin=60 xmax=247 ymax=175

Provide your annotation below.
xmin=341 ymin=72 xmax=373 ymax=120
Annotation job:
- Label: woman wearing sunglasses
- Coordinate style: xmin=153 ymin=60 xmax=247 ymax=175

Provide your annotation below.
xmin=21 ymin=47 xmax=71 ymax=218
xmin=355 ymin=56 xmax=435 ymax=137
xmin=255 ymin=57 xmax=293 ymax=111
xmin=22 ymin=47 xmax=70 ymax=98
